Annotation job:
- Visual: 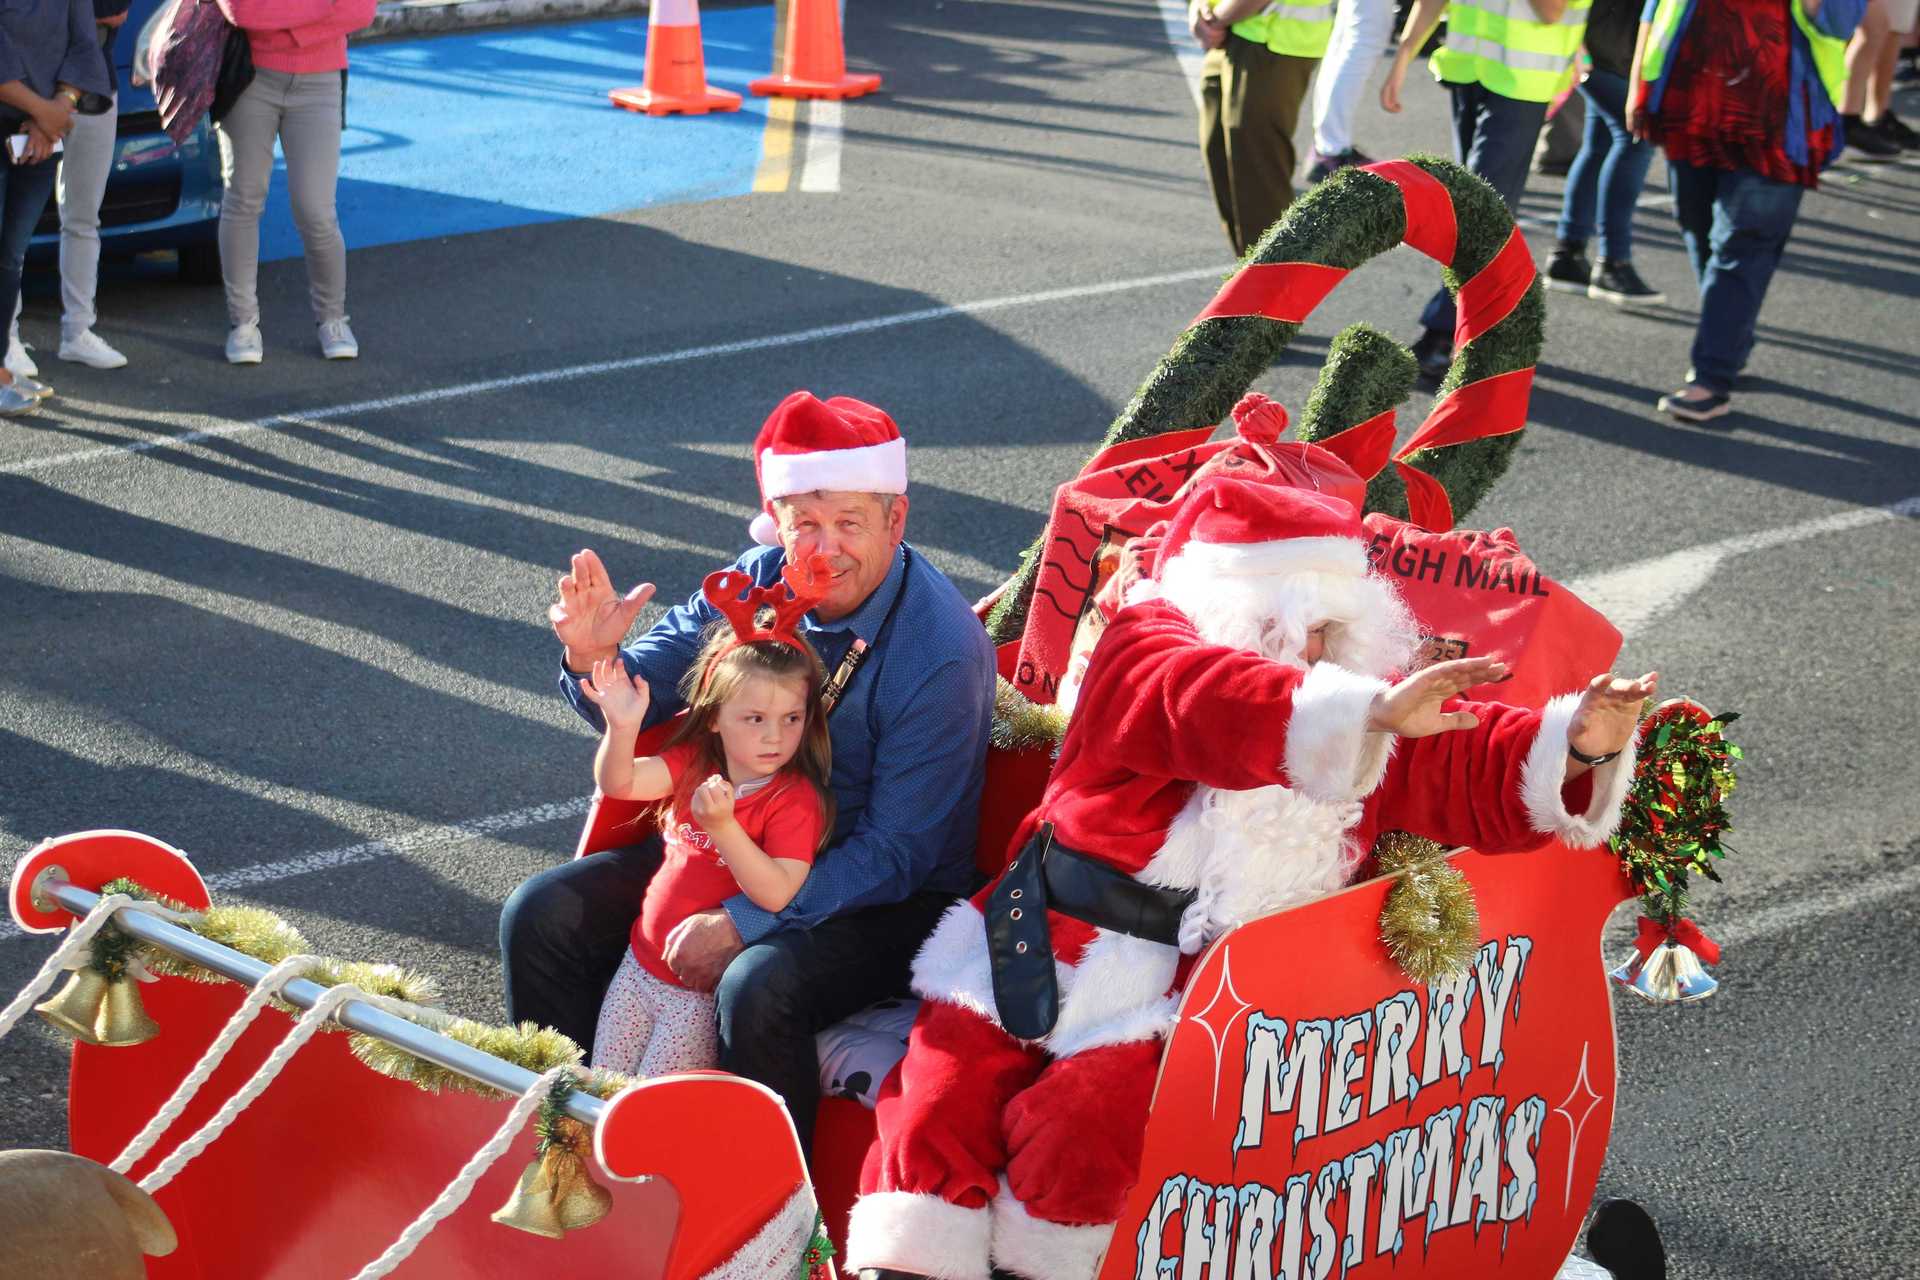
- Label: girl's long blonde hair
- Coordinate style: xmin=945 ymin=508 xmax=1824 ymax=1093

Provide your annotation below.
xmin=660 ymin=621 xmax=835 ymax=850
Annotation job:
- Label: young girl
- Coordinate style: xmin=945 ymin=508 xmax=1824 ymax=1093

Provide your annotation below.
xmin=577 ymin=566 xmax=834 ymax=1076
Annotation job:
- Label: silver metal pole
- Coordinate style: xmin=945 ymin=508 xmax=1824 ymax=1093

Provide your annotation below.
xmin=47 ymin=881 xmax=607 ymax=1128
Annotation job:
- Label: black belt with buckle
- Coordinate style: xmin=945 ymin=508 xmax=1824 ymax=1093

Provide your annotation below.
xmin=986 ymin=824 xmax=1198 ymax=1041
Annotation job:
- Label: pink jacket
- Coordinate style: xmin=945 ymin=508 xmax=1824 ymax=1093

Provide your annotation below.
xmin=216 ymin=0 xmax=378 ymax=75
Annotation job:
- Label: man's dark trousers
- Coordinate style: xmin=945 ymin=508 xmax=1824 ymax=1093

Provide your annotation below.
xmin=501 ymin=844 xmax=955 ymax=1155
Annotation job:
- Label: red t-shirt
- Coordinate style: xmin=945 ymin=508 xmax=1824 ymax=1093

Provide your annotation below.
xmin=630 ymin=743 xmax=826 ymax=986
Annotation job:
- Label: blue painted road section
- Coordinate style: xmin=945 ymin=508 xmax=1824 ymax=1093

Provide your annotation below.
xmin=259 ymin=7 xmax=776 ymax=262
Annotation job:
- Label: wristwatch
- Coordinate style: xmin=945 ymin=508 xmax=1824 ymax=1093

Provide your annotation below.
xmin=1567 ymin=743 xmax=1621 ymax=767
xmin=57 ymin=89 xmax=81 ymax=107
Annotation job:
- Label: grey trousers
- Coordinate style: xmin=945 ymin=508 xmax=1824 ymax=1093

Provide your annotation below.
xmin=57 ymin=97 xmax=117 ymax=338
xmin=216 ymin=68 xmax=347 ymax=327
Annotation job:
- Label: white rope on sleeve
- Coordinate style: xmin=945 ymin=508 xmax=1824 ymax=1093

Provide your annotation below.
xmin=348 ymin=1064 xmax=583 ymax=1280
xmin=138 ymin=981 xmax=369 ymax=1193
xmin=109 ymin=954 xmax=325 ymax=1175
xmin=0 ymin=894 xmax=191 ymax=1042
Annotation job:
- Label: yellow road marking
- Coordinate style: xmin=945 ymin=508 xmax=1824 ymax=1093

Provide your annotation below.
xmin=754 ymin=94 xmax=798 ymax=192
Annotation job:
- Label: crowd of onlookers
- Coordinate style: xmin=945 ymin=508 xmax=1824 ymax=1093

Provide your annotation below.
xmin=0 ymin=0 xmax=373 ymax=416
xmin=1189 ymin=0 xmax=1915 ymax=425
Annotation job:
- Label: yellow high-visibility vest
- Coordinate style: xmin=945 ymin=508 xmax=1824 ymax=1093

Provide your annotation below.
xmin=1429 ymin=0 xmax=1593 ymax=103
xmin=1232 ymin=0 xmax=1338 ymax=60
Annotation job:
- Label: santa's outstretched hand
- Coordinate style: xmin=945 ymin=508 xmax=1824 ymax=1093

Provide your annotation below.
xmin=1366 ymin=656 xmax=1510 ymax=738
xmin=1565 ymin=670 xmax=1660 ymax=771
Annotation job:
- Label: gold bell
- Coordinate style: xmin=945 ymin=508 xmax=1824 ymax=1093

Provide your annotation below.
xmin=1609 ymin=941 xmax=1720 ymax=1005
xmin=491 ymin=1123 xmax=613 ymax=1238
xmin=35 ymin=968 xmax=162 ymax=1047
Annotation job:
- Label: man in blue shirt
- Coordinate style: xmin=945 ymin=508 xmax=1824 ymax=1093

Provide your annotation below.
xmin=501 ymin=391 xmax=996 ymax=1154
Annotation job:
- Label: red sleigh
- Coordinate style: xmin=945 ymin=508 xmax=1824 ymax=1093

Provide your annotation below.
xmin=12 ymin=641 xmax=1637 ymax=1278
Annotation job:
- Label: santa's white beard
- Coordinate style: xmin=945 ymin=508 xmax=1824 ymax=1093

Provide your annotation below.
xmin=1151 ymin=555 xmax=1421 ymax=679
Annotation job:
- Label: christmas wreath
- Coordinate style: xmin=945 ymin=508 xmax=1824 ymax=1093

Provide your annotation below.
xmin=987 ymin=154 xmax=1544 ymax=648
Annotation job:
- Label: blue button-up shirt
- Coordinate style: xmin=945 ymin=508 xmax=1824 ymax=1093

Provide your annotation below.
xmin=560 ymin=542 xmax=996 ymax=944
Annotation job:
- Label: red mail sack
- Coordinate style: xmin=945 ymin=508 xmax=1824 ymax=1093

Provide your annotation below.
xmin=1363 ymin=514 xmax=1622 ymax=710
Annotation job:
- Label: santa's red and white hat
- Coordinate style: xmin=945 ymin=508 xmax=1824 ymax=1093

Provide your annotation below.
xmin=747 ymin=391 xmax=908 ymax=545
xmin=1155 ymin=474 xmax=1370 ymax=581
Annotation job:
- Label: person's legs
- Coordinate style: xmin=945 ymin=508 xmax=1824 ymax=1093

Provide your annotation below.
xmin=590 ymin=950 xmax=661 ymax=1073
xmin=279 ymin=71 xmax=348 ymax=327
xmin=218 ymin=72 xmax=289 ymax=333
xmin=1311 ymin=0 xmax=1395 ymax=159
xmin=1666 ymin=158 xmax=1716 ymax=284
xmin=0 ymin=159 xmax=55 ymax=407
xmin=500 ymin=837 xmax=664 ymax=1052
xmin=1417 ymin=83 xmax=1485 ymax=336
xmin=1579 ymin=70 xmax=1652 ymax=264
xmin=716 ymin=890 xmax=955 ymax=1156
xmin=850 ymin=999 xmax=1049 ymax=1280
xmin=1688 ymin=167 xmax=1804 ymax=394
xmin=633 ymin=969 xmax=719 ymax=1075
xmin=58 ymin=99 xmax=118 ymax=345
xmin=1199 ymin=47 xmax=1239 ymax=253
xmin=1555 ymin=78 xmax=1610 ymax=251
xmin=1220 ymin=38 xmax=1317 ymax=255
xmin=991 ymin=1037 xmax=1164 ymax=1280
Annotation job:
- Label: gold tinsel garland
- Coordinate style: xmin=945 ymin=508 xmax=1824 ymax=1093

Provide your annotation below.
xmin=990 ymin=676 xmax=1069 ymax=754
xmin=93 ymin=879 xmax=585 ymax=1099
xmin=1373 ymin=832 xmax=1480 ymax=983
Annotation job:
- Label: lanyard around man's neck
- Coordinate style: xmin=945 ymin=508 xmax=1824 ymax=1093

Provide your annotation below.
xmin=817 ymin=548 xmax=910 ymax=718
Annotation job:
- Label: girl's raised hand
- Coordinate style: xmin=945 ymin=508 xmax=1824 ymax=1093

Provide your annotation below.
xmin=690 ymin=774 xmax=737 ymax=831
xmin=580 ymin=657 xmax=650 ymax=727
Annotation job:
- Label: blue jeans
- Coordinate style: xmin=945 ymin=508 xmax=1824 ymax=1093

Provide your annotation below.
xmin=1556 ymin=68 xmax=1655 ymax=262
xmin=1667 ymin=159 xmax=1805 ymax=394
xmin=1420 ymin=82 xmax=1549 ymax=334
xmin=0 ymin=152 xmax=59 ymax=337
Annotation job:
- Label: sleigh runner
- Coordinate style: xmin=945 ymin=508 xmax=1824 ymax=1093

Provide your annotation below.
xmin=3 ymin=156 xmax=1738 ymax=1279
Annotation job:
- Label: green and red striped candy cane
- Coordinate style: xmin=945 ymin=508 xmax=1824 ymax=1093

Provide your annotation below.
xmin=986 ymin=154 xmax=1544 ymax=650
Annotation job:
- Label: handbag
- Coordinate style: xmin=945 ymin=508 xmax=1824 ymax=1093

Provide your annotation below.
xmin=148 ymin=0 xmax=241 ymax=143
xmin=209 ymin=23 xmax=254 ymax=124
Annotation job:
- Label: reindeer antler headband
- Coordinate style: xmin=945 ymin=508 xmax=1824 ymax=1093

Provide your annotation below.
xmin=698 ymin=553 xmax=833 ymax=692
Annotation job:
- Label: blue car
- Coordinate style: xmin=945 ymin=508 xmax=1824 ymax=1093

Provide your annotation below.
xmin=26 ymin=0 xmax=224 ymax=281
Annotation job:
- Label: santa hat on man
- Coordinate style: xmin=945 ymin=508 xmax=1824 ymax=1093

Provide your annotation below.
xmin=1145 ymin=475 xmax=1417 ymax=678
xmin=747 ymin=391 xmax=908 ymax=545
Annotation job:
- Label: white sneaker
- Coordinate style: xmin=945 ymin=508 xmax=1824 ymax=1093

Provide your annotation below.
xmin=0 ymin=382 xmax=40 ymax=415
xmin=226 ymin=322 xmax=264 ymax=365
xmin=6 ymin=329 xmax=38 ymax=379
xmin=58 ymin=328 xmax=129 ymax=370
xmin=318 ymin=318 xmax=358 ymax=360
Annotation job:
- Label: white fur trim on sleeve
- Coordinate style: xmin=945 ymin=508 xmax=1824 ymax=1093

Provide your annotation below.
xmin=991 ymin=1182 xmax=1116 ymax=1280
xmin=760 ymin=437 xmax=907 ymax=502
xmin=846 ymin=1191 xmax=993 ymax=1280
xmin=1283 ymin=662 xmax=1395 ymax=802
xmin=1521 ymin=692 xmax=1639 ymax=848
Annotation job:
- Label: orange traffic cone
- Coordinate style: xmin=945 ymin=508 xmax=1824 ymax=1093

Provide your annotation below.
xmin=749 ymin=0 xmax=881 ymax=100
xmin=610 ymin=0 xmax=743 ymax=116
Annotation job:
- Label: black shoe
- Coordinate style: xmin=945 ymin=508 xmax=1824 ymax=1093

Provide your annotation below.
xmin=1545 ymin=243 xmax=1592 ymax=294
xmin=1411 ymin=328 xmax=1452 ymax=384
xmin=1877 ymin=110 xmax=1920 ymax=151
xmin=1584 ymin=1198 xmax=1666 ymax=1280
xmin=1306 ymin=146 xmax=1374 ymax=184
xmin=1588 ymin=260 xmax=1666 ymax=306
xmin=1657 ymin=384 xmax=1731 ymax=423
xmin=1843 ymin=114 xmax=1902 ymax=161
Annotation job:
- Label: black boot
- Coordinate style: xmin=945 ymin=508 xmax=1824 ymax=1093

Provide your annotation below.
xmin=1585 ymin=1198 xmax=1666 ymax=1280
xmin=1411 ymin=328 xmax=1452 ymax=384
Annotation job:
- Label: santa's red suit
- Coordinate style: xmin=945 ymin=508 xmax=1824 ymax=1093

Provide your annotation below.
xmin=846 ymin=479 xmax=1637 ymax=1280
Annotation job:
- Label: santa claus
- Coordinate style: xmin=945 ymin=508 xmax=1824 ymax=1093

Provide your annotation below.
xmin=846 ymin=475 xmax=1655 ymax=1280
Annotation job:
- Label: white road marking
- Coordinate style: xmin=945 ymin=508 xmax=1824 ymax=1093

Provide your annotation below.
xmin=4 ymin=264 xmax=1228 ymax=479
xmin=1567 ymin=494 xmax=1920 ymax=640
xmin=1157 ymin=0 xmax=1206 ymax=108
xmin=800 ymin=98 xmax=844 ymax=192
xmin=4 ymin=497 xmax=1914 ymax=944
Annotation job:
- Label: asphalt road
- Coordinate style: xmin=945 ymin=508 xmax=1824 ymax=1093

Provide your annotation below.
xmin=3 ymin=2 xmax=1917 ymax=1276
